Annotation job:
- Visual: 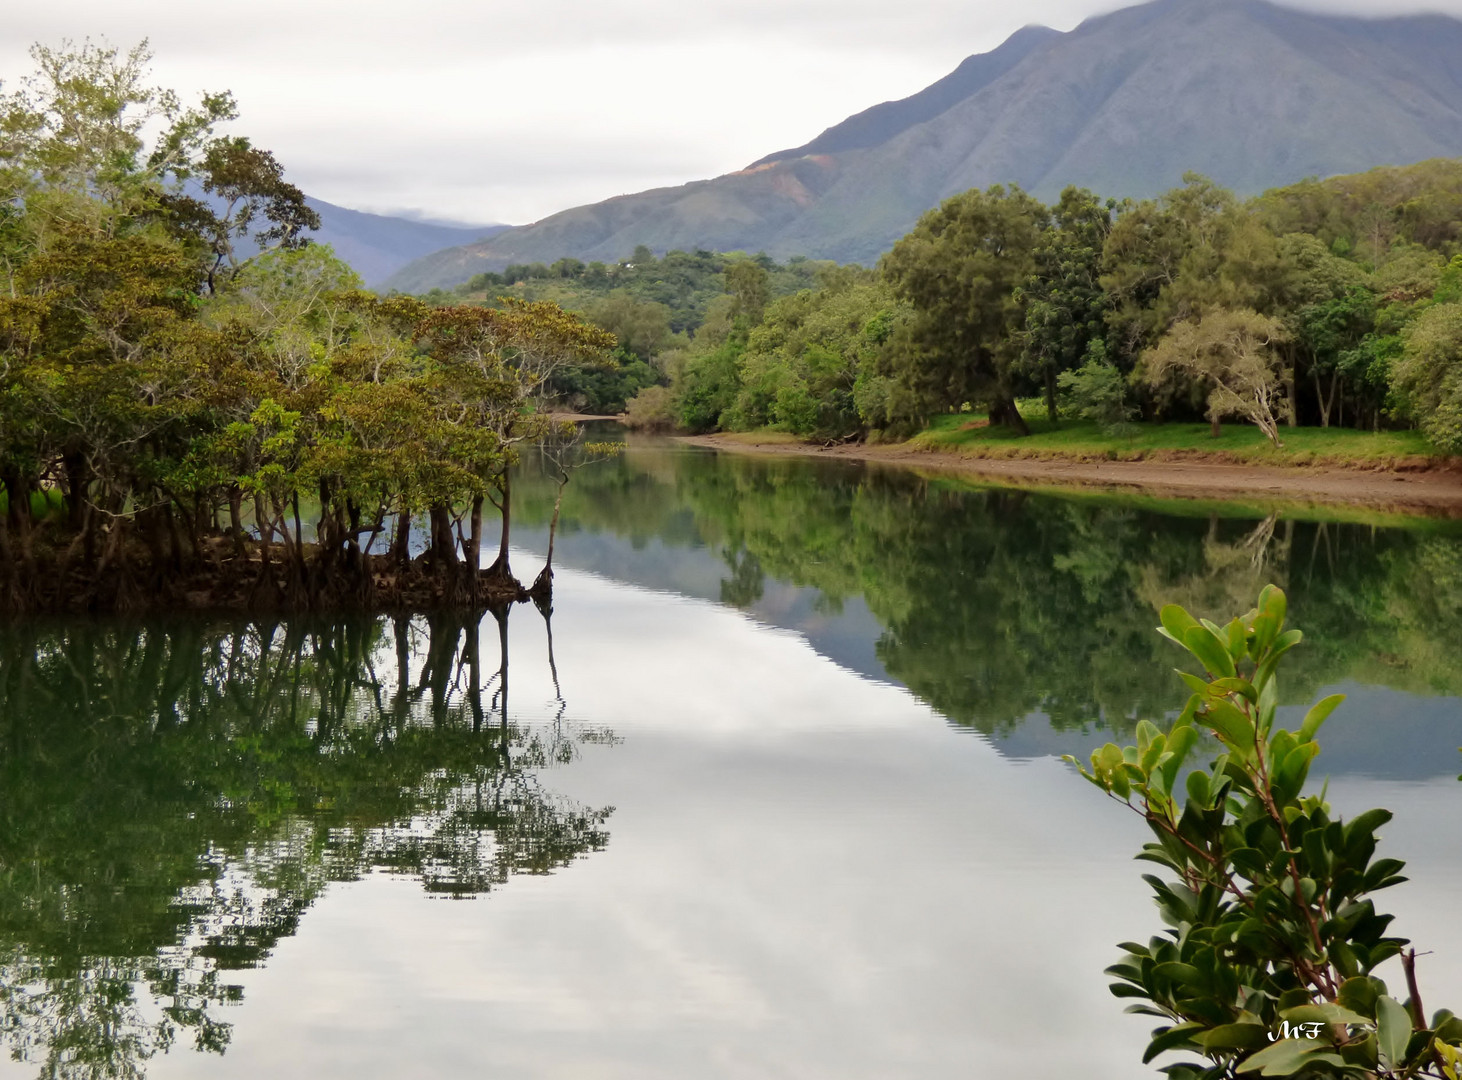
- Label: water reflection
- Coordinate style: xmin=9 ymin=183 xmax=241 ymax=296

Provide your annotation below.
xmin=0 ymin=606 xmax=612 ymax=1079
xmin=513 ymin=435 xmax=1462 ymax=764
xmin=2 ymin=437 xmax=1459 ymax=1080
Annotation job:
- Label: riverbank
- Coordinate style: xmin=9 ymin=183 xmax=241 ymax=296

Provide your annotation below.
xmin=680 ymin=431 xmax=1462 ymax=516
xmin=913 ymin=415 xmax=1445 ymax=467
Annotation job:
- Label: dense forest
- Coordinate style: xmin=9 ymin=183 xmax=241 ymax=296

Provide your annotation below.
xmin=0 ymin=44 xmax=620 ymax=614
xmin=524 ymin=163 xmax=1462 ymax=450
xmin=420 ymin=248 xmax=831 ymax=414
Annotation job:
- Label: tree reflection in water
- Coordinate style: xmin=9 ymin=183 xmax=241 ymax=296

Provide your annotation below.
xmin=514 ymin=440 xmax=1462 ymax=737
xmin=0 ymin=603 xmax=612 ymax=1079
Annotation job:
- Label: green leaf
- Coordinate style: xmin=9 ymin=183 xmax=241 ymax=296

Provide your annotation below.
xmin=1178 ymin=671 xmax=1212 ymax=696
xmin=1184 ymin=625 xmax=1238 ymax=678
xmin=1210 ymin=676 xmax=1259 ymax=703
xmin=1160 ymin=604 xmax=1200 ymax=645
xmin=1185 ymin=769 xmax=1212 ymax=808
xmin=1274 ymin=743 xmax=1319 ymax=799
xmin=1204 ymin=699 xmax=1256 ymax=753
xmin=1223 ymin=616 xmax=1249 ymax=661
xmin=1254 ymin=629 xmax=1303 ymax=689
xmin=1377 ymin=994 xmax=1413 ymax=1068
xmin=1159 ymin=725 xmax=1198 ymax=796
xmin=1281 ymin=1003 xmax=1370 ymax=1028
xmin=1153 ymin=961 xmax=1205 ymax=988
xmin=1346 ymin=808 xmax=1393 ymax=844
xmin=1258 ymin=584 xmax=1287 ymax=632
xmin=1144 ymin=1022 xmax=1207 ymax=1063
xmin=1299 ymin=694 xmax=1345 ymax=741
xmin=1201 ymin=1022 xmax=1268 ymax=1051
xmin=1235 ymin=1039 xmax=1327 ymax=1075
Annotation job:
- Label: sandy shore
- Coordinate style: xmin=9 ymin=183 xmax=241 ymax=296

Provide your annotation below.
xmin=678 ymin=433 xmax=1462 ymax=516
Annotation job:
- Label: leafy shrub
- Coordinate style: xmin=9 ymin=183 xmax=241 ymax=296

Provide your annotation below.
xmin=622 ymin=386 xmax=677 ymax=431
xmin=1071 ymin=585 xmax=1462 ymax=1078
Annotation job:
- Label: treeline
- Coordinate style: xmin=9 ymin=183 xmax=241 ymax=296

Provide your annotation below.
xmin=616 ymin=161 xmax=1462 ymax=449
xmin=422 ymin=247 xmax=831 ymax=414
xmin=0 ymin=44 xmax=618 ymax=615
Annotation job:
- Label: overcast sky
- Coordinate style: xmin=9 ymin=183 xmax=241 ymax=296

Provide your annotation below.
xmin=4 ymin=0 xmax=1461 ymax=227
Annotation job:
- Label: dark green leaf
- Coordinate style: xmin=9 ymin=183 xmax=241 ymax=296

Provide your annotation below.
xmin=1376 ymin=994 xmax=1412 ymax=1068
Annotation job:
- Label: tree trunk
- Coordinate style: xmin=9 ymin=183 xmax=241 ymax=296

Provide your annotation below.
xmin=2 ymin=467 xmax=35 ymax=573
xmin=467 ymin=495 xmax=484 ymax=603
xmin=530 ymin=480 xmax=565 ymax=600
xmin=166 ymin=505 xmax=189 ymax=570
xmin=391 ymin=509 xmax=411 ymax=571
xmin=485 ymin=470 xmax=513 ymax=581
xmin=1210 ymin=416 xmax=1222 ymax=439
xmin=429 ymin=503 xmax=458 ymax=569
xmin=494 ymin=603 xmax=511 ymax=743
xmin=63 ymin=449 xmax=90 ymax=532
xmin=1044 ymin=368 xmax=1058 ymax=423
xmin=991 ymin=395 xmax=1030 ymax=436
xmin=466 ymin=616 xmax=484 ymax=734
xmin=227 ymin=486 xmax=247 ymax=558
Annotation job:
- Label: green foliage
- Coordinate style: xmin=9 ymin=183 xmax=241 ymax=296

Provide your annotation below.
xmin=436 ymin=247 xmax=826 ymax=339
xmin=0 ymin=41 xmax=616 ymax=613
xmin=881 ymin=183 xmax=1048 ymax=431
xmin=675 ymin=336 xmax=746 ymax=433
xmin=549 ymin=162 xmax=1462 ymax=450
xmin=1071 ymin=585 xmax=1461 ymax=1078
xmin=1141 ymin=309 xmax=1293 ymax=445
xmin=552 ymin=347 xmax=657 ymax=414
xmin=622 ymin=384 xmax=677 ymax=431
xmin=1020 ymin=186 xmax=1115 ymax=420
xmin=1058 ymin=341 xmax=1135 ymax=433
xmin=1395 ymin=302 xmax=1462 ymax=453
xmin=723 ymin=269 xmax=907 ymax=439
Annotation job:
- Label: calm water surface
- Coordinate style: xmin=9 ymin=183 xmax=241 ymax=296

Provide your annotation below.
xmin=3 ymin=435 xmax=1461 ymax=1079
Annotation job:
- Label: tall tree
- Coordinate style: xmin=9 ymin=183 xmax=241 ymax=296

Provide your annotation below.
xmin=881 ymin=183 xmax=1047 ymax=433
xmin=1141 ymin=308 xmax=1292 ymax=444
xmin=1018 ymin=186 xmax=1114 ymax=421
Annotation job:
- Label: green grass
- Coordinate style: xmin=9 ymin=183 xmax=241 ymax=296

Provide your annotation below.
xmin=910 ymin=414 xmax=1448 ymax=468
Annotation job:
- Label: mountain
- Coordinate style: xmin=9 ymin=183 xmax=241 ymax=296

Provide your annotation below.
xmin=745 ymin=24 xmax=1063 ymax=169
xmin=305 ymin=199 xmax=508 ymax=286
xmin=384 ymin=0 xmax=1462 ymax=293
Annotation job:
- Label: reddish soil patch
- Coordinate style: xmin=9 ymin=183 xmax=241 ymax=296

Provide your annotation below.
xmin=679 ymin=434 xmax=1462 ymax=516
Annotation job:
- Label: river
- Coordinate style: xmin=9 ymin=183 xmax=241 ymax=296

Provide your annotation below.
xmin=2 ymin=432 xmax=1460 ymax=1079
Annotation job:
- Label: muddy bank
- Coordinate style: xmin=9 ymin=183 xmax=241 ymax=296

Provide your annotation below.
xmin=679 ymin=434 xmax=1462 ymax=516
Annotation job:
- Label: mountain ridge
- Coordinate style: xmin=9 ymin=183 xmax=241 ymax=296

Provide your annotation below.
xmin=306 ymin=199 xmax=507 ymax=286
xmin=385 ymin=0 xmax=1462 ymax=293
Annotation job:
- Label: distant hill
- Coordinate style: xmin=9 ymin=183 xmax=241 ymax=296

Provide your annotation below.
xmin=305 ymin=199 xmax=507 ymax=286
xmin=385 ymin=0 xmax=1462 ymax=293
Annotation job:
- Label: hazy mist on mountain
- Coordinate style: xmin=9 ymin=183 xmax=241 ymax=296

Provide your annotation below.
xmin=306 ymin=200 xmax=507 ymax=286
xmin=384 ymin=0 xmax=1462 ymax=293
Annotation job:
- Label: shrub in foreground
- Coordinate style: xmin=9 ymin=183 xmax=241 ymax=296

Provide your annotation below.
xmin=1071 ymin=585 xmax=1462 ymax=1078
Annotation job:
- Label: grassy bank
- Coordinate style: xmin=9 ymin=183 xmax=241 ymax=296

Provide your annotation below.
xmin=908 ymin=415 xmax=1450 ymax=469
